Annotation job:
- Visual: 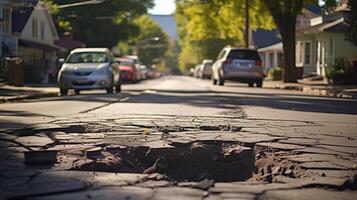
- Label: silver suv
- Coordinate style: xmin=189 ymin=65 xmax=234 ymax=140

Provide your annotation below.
xmin=58 ymin=48 xmax=121 ymax=95
xmin=212 ymin=47 xmax=264 ymax=87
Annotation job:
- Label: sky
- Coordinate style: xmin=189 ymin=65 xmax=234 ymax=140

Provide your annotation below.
xmin=149 ymin=0 xmax=176 ymax=15
xmin=148 ymin=0 xmax=324 ymax=15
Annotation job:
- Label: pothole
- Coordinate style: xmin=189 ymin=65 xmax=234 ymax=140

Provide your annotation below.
xmin=70 ymin=141 xmax=255 ymax=182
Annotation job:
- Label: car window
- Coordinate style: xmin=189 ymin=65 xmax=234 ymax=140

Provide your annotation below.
xmin=119 ymin=60 xmax=134 ymax=66
xmin=227 ymin=50 xmax=260 ymax=60
xmin=66 ymin=52 xmax=109 ymax=64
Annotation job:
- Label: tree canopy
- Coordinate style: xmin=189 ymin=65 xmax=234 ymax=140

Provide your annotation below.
xmin=175 ymin=0 xmax=275 ymax=71
xmin=45 ymin=0 xmax=154 ymax=47
xmin=345 ymin=0 xmax=357 ymax=47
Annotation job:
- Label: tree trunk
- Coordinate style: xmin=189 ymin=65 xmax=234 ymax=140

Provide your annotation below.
xmin=280 ymin=18 xmax=298 ymax=83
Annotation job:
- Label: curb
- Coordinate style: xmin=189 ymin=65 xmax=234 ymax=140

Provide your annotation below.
xmin=0 ymin=92 xmax=59 ymax=104
xmin=264 ymin=84 xmax=357 ymax=99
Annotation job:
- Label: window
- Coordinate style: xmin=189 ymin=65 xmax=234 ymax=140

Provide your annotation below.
xmin=269 ymin=52 xmax=274 ymax=67
xmin=40 ymin=21 xmax=45 ymax=40
xmin=0 ymin=5 xmax=3 ymax=21
xmin=304 ymin=42 xmax=312 ymax=65
xmin=227 ymin=50 xmax=260 ymax=60
xmin=32 ymin=18 xmax=38 ymax=38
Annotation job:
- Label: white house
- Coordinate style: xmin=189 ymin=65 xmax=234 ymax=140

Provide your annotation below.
xmin=12 ymin=0 xmax=60 ymax=83
xmin=296 ymin=9 xmax=357 ymax=77
xmin=258 ymin=5 xmax=321 ymax=75
xmin=0 ymin=0 xmax=21 ymax=57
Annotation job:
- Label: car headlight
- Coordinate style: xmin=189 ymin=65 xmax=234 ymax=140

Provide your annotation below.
xmin=60 ymin=70 xmax=72 ymax=76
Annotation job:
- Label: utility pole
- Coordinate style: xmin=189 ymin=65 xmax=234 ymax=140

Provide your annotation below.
xmin=245 ymin=0 xmax=250 ymax=48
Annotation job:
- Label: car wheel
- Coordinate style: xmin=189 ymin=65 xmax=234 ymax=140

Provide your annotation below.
xmin=248 ymin=82 xmax=254 ymax=87
xmin=212 ymin=78 xmax=217 ymax=85
xmin=60 ymin=88 xmax=68 ymax=96
xmin=106 ymin=86 xmax=113 ymax=94
xmin=74 ymin=89 xmax=80 ymax=95
xmin=218 ymin=79 xmax=225 ymax=86
xmin=256 ymin=80 xmax=263 ymax=87
xmin=116 ymin=82 xmax=121 ymax=93
xmin=218 ymin=74 xmax=225 ymax=86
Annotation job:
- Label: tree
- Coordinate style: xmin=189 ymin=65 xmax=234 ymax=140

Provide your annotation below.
xmin=176 ymin=0 xmax=274 ymax=72
xmin=262 ymin=0 xmax=337 ymax=83
xmin=345 ymin=0 xmax=357 ymax=47
xmin=44 ymin=0 xmax=154 ymax=48
xmin=130 ymin=15 xmax=170 ymax=67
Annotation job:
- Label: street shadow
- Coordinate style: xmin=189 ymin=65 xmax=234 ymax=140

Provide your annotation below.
xmin=121 ymin=90 xmax=357 ymax=116
xmin=0 ymin=88 xmax=35 ymax=97
xmin=0 ymin=110 xmax=50 ymax=117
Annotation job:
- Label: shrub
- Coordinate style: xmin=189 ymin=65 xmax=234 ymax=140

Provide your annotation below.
xmin=267 ymin=67 xmax=283 ymax=80
xmin=326 ymin=59 xmax=350 ymax=84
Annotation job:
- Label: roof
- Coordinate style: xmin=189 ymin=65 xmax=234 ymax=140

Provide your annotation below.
xmin=54 ymin=35 xmax=86 ymax=51
xmin=299 ymin=17 xmax=348 ymax=35
xmin=71 ymin=48 xmax=109 ymax=53
xmin=18 ymin=39 xmax=60 ymax=51
xmin=258 ymin=42 xmax=283 ymax=52
xmin=305 ymin=4 xmax=321 ymax=15
xmin=253 ymin=29 xmax=281 ymax=48
xmin=12 ymin=0 xmax=38 ymax=34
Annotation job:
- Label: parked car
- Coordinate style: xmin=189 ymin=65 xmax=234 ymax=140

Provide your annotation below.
xmin=116 ymin=58 xmax=137 ymax=83
xmin=124 ymin=55 xmax=143 ymax=81
xmin=199 ymin=59 xmax=213 ymax=79
xmin=193 ymin=64 xmax=201 ymax=78
xmin=212 ymin=47 xmax=264 ymax=87
xmin=57 ymin=48 xmax=121 ymax=95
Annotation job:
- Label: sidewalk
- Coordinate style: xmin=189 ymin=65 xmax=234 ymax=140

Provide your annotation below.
xmin=263 ymin=79 xmax=357 ymax=99
xmin=0 ymin=83 xmax=59 ymax=103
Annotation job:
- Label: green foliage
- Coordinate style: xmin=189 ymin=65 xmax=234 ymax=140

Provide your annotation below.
xmin=267 ymin=67 xmax=283 ymax=81
xmin=44 ymin=0 xmax=154 ymax=47
xmin=345 ymin=0 xmax=357 ymax=47
xmin=176 ymin=0 xmax=275 ymax=72
xmin=131 ymin=15 xmax=170 ymax=67
xmin=326 ymin=59 xmax=350 ymax=83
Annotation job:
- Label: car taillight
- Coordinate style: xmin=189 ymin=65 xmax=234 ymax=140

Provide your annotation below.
xmin=255 ymin=60 xmax=262 ymax=66
xmin=223 ymin=59 xmax=232 ymax=65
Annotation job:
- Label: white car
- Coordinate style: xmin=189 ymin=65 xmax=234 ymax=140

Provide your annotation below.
xmin=58 ymin=48 xmax=121 ymax=95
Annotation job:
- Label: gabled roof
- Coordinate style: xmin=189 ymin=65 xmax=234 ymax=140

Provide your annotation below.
xmin=253 ymin=29 xmax=281 ymax=48
xmin=12 ymin=0 xmax=38 ymax=34
xmin=299 ymin=13 xmax=349 ymax=35
xmin=305 ymin=4 xmax=321 ymax=15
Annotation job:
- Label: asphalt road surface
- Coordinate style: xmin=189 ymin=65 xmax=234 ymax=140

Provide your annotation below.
xmin=1 ymin=75 xmax=356 ymax=130
xmin=1 ymin=76 xmax=357 ymax=199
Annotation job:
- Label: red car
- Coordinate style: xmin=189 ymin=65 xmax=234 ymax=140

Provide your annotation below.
xmin=116 ymin=58 xmax=137 ymax=83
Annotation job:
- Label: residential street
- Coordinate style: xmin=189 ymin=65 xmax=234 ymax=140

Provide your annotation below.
xmin=1 ymin=76 xmax=357 ymax=199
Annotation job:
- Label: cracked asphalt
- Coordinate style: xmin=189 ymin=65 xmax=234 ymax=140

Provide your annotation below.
xmin=0 ymin=76 xmax=357 ymax=199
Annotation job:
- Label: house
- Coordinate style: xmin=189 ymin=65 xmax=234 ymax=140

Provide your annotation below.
xmin=296 ymin=7 xmax=357 ymax=77
xmin=12 ymin=0 xmax=60 ymax=83
xmin=252 ymin=29 xmax=282 ymax=74
xmin=0 ymin=0 xmax=21 ymax=57
xmin=257 ymin=5 xmax=321 ymax=74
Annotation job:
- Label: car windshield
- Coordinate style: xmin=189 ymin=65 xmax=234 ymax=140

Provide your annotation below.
xmin=227 ymin=50 xmax=260 ymax=60
xmin=66 ymin=52 xmax=108 ymax=64
xmin=119 ymin=60 xmax=134 ymax=66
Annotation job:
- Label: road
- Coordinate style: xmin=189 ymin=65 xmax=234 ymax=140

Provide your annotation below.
xmin=1 ymin=75 xmax=356 ymax=129
xmin=1 ymin=76 xmax=357 ymax=199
